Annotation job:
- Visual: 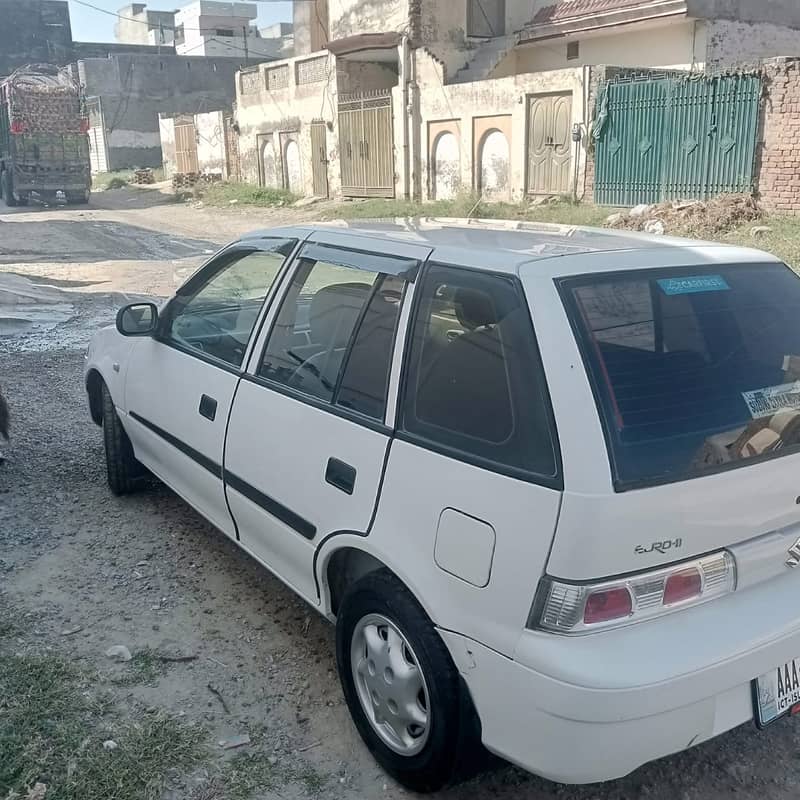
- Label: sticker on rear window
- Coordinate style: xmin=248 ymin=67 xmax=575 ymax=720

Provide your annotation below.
xmin=657 ymin=275 xmax=730 ymax=295
xmin=742 ymin=382 xmax=800 ymax=419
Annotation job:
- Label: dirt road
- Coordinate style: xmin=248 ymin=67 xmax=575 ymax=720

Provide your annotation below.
xmin=1 ymin=189 xmax=799 ymax=800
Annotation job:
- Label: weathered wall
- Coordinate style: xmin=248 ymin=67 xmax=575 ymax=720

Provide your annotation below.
xmin=756 ymin=59 xmax=800 ymax=213
xmin=506 ymin=2 xmax=535 ymax=35
xmin=418 ymin=0 xmax=475 ymax=77
xmin=158 ymin=115 xmax=177 ymax=177
xmin=0 ymin=0 xmax=74 ymax=76
xmin=74 ymin=41 xmax=176 ymax=59
xmin=329 ymin=0 xmax=410 ymax=40
xmin=336 ymin=61 xmax=398 ymax=92
xmin=195 ymin=110 xmax=227 ymax=175
xmin=293 ymin=0 xmax=329 ymax=55
xmin=236 ymin=51 xmax=339 ymax=197
xmin=78 ymin=55 xmax=244 ymax=170
xmin=515 ymin=19 xmax=705 ymax=73
xmin=687 ymin=0 xmax=800 ymax=28
xmin=417 ymin=49 xmax=587 ymax=202
xmin=705 ymin=20 xmax=800 ymax=69
xmin=115 ymin=5 xmax=175 ymax=46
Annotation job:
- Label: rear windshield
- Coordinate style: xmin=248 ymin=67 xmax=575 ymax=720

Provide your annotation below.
xmin=561 ymin=263 xmax=800 ymax=489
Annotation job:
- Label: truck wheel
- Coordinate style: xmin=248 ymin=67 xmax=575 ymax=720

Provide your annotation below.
xmin=1 ymin=171 xmax=17 ymax=207
xmin=336 ymin=569 xmax=480 ymax=793
xmin=101 ymin=383 xmax=145 ymax=495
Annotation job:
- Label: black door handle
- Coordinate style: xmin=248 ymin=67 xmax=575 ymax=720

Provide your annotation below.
xmin=199 ymin=394 xmax=217 ymax=421
xmin=326 ymin=458 xmax=356 ymax=495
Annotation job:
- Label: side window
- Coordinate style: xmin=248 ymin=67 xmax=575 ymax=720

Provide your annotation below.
xmin=337 ymin=274 xmax=405 ymax=419
xmin=164 ymin=243 xmax=294 ymax=368
xmin=258 ymin=253 xmax=407 ymax=420
xmin=401 ymin=264 xmax=557 ymax=479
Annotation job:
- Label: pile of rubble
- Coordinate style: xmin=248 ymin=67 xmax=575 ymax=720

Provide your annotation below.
xmin=605 ymin=194 xmax=764 ymax=238
xmin=171 ymin=172 xmax=222 ymax=192
xmin=131 ymin=168 xmax=155 ymax=185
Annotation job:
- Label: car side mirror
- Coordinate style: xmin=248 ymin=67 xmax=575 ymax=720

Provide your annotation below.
xmin=116 ymin=302 xmax=159 ymax=336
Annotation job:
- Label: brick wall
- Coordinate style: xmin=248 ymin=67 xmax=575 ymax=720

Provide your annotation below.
xmin=757 ymin=59 xmax=800 ymax=214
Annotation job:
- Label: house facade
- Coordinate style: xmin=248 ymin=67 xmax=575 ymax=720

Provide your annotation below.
xmin=230 ymin=0 xmax=800 ymax=203
xmin=115 ymin=2 xmax=294 ymax=59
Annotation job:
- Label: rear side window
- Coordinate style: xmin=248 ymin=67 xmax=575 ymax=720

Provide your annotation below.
xmin=401 ymin=264 xmax=558 ymax=482
xmin=562 ymin=263 xmax=800 ymax=489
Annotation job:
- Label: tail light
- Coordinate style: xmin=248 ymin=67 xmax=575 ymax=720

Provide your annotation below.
xmin=532 ymin=551 xmax=736 ymax=634
xmin=10 ymin=120 xmax=25 ymax=134
xmin=80 ymin=118 xmax=90 ymax=134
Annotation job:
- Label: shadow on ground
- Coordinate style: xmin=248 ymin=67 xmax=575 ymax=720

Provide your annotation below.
xmin=0 ymin=218 xmax=216 ymax=265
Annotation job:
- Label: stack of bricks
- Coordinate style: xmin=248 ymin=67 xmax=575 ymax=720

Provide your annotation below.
xmin=171 ymin=172 xmax=222 ymax=191
xmin=131 ymin=168 xmax=155 ymax=185
xmin=757 ymin=58 xmax=800 ymax=214
xmin=172 ymin=172 xmax=200 ymax=191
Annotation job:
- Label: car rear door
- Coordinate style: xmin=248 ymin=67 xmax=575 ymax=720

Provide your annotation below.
xmin=123 ymin=238 xmax=296 ymax=537
xmin=360 ymin=259 xmax=564 ymax=656
xmin=224 ymin=233 xmax=430 ymax=604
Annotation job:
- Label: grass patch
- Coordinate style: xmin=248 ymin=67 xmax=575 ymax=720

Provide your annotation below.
xmin=218 ymin=751 xmax=326 ymax=800
xmin=0 ymin=652 xmax=205 ymax=799
xmin=93 ymin=168 xmax=165 ymax=191
xmin=109 ymin=648 xmax=171 ymax=687
xmin=319 ymin=193 xmax=613 ymax=227
xmin=93 ymin=171 xmax=133 ymax=190
xmin=724 ymin=216 xmax=800 ymax=269
xmin=199 ymin=182 xmax=296 ymax=208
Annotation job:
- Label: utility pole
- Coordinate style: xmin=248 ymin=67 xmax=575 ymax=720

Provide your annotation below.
xmin=243 ymin=26 xmax=249 ymax=66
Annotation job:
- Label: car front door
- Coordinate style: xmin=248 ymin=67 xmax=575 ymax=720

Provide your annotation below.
xmin=123 ymin=237 xmax=297 ymax=536
xmin=224 ymin=234 xmax=430 ymax=603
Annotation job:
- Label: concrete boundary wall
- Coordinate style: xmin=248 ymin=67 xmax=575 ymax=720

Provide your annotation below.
xmin=235 ymin=51 xmax=339 ymax=198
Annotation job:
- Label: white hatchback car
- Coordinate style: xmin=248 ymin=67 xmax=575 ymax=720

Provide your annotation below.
xmin=86 ymin=219 xmax=800 ymax=792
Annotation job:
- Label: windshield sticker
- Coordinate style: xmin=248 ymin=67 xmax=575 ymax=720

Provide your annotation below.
xmin=657 ymin=275 xmax=730 ymax=295
xmin=742 ymin=382 xmax=800 ymax=419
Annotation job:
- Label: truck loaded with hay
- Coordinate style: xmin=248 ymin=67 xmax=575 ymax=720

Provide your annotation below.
xmin=0 ymin=64 xmax=91 ymax=206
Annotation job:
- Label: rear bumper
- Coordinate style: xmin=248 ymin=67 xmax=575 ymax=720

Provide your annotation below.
xmin=440 ymin=571 xmax=800 ymax=784
xmin=15 ymin=183 xmax=89 ymax=194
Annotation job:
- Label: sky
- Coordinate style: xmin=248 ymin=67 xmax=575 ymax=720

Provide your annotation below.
xmin=67 ymin=0 xmax=293 ymax=42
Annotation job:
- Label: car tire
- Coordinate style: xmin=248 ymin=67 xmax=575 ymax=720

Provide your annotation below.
xmin=336 ymin=569 xmax=481 ymax=793
xmin=101 ymin=383 xmax=144 ymax=495
xmin=1 ymin=171 xmax=17 ymax=207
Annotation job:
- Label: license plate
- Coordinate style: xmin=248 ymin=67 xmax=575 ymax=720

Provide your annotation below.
xmin=754 ymin=658 xmax=800 ymax=726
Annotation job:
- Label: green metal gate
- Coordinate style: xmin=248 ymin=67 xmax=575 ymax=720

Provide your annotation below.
xmin=594 ymin=73 xmax=762 ymax=206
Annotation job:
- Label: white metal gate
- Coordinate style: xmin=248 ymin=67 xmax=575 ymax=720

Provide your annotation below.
xmin=86 ymin=97 xmax=108 ymax=174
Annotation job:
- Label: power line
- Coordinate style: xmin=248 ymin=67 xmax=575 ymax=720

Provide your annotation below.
xmin=70 ymin=0 xmax=294 ymax=36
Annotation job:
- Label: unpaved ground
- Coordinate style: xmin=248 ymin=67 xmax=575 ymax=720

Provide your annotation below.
xmin=2 ymin=189 xmax=800 ymax=799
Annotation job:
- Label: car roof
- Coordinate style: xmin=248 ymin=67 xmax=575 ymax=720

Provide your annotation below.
xmin=240 ymin=217 xmax=779 ymax=276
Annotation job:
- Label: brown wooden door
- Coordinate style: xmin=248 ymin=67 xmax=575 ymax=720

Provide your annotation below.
xmin=175 ymin=117 xmax=199 ymax=174
xmin=310 ymin=120 xmax=329 ymax=198
xmin=526 ymin=93 xmax=573 ymax=195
